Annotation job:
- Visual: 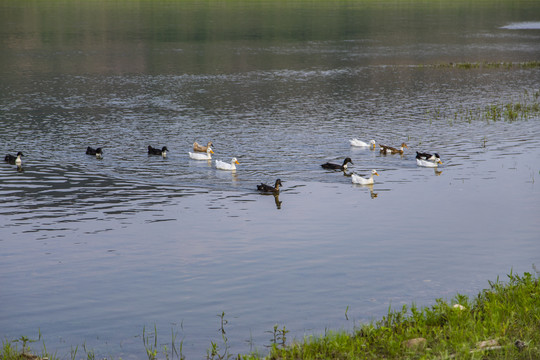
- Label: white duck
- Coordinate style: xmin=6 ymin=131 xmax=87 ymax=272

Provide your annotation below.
xmin=351 ymin=169 xmax=379 ymax=185
xmin=215 ymin=157 xmax=239 ymax=171
xmin=349 ymin=139 xmax=376 ymax=148
xmin=416 ymin=158 xmax=442 ymax=167
xmin=189 ymin=147 xmax=214 ymax=160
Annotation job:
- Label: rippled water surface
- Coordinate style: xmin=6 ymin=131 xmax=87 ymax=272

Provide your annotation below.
xmin=1 ymin=0 xmax=540 ymax=358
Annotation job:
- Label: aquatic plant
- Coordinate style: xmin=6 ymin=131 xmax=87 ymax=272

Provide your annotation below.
xmin=266 ymin=325 xmax=289 ymax=350
xmin=143 ymin=324 xmax=159 ymax=360
xmin=424 ymin=61 xmax=540 ymax=69
xmin=426 ymin=90 xmax=540 ymax=125
xmin=207 ymin=312 xmax=233 ymax=360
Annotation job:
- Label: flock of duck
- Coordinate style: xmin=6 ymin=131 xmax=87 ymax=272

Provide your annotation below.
xmin=4 ymin=138 xmax=442 ymax=194
xmin=3 ymin=142 xmax=283 ymax=195
xmin=320 ymin=138 xmax=443 ymax=185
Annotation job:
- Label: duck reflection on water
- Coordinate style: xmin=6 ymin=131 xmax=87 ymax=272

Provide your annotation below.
xmin=257 ymin=179 xmax=283 ymax=209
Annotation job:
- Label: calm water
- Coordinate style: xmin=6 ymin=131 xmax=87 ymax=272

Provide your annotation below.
xmin=1 ymin=0 xmax=540 ymax=358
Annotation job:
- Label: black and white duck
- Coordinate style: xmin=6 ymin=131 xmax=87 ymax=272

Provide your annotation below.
xmin=321 ymin=157 xmax=353 ymax=170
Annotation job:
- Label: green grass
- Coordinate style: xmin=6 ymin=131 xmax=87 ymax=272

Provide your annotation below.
xmin=425 ymin=90 xmax=540 ymax=125
xmin=254 ymin=271 xmax=540 ymax=360
xmin=2 ymin=272 xmax=539 ymax=360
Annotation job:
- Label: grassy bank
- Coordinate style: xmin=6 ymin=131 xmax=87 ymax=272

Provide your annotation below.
xmin=2 ymin=272 xmax=539 ymax=360
xmin=259 ymin=271 xmax=539 ymax=360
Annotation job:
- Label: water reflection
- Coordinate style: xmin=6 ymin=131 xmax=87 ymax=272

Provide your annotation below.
xmin=353 ymin=183 xmax=378 ymax=199
xmin=273 ymin=194 xmax=282 ymax=209
xmin=258 ymin=193 xmax=282 ymax=210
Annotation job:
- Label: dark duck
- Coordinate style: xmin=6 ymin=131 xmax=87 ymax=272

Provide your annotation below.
xmin=148 ymin=145 xmax=168 ymax=157
xmin=86 ymin=146 xmax=103 ymax=158
xmin=257 ymin=179 xmax=283 ymax=194
xmin=4 ymin=151 xmax=24 ymax=166
xmin=321 ymin=157 xmax=353 ymax=170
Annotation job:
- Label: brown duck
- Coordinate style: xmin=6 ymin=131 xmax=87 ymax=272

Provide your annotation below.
xmin=257 ymin=179 xmax=283 ymax=194
xmin=380 ymin=142 xmax=408 ymax=154
xmin=193 ymin=141 xmax=213 ymax=153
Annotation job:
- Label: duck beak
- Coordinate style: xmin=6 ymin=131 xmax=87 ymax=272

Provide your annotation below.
xmin=235 ymin=160 xmax=240 ymax=164
xmin=438 ymin=159 xmax=443 ymax=164
xmin=210 ymin=149 xmax=215 ymax=154
xmin=374 ymin=172 xmax=379 ymax=176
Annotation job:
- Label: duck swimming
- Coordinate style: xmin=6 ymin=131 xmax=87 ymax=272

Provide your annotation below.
xmin=86 ymin=147 xmax=103 ymax=159
xmin=189 ymin=147 xmax=214 ymax=160
xmin=349 ymin=139 xmax=376 ymax=148
xmin=351 ymin=169 xmax=379 ymax=185
xmin=148 ymin=145 xmax=168 ymax=157
xmin=193 ymin=141 xmax=213 ymax=153
xmin=416 ymin=151 xmax=442 ymax=167
xmin=257 ymin=179 xmax=283 ymax=193
xmin=215 ymin=157 xmax=239 ymax=170
xmin=416 ymin=151 xmax=442 ymax=162
xmin=4 ymin=152 xmax=24 ymax=166
xmin=380 ymin=142 xmax=408 ymax=154
xmin=321 ymin=157 xmax=353 ymax=170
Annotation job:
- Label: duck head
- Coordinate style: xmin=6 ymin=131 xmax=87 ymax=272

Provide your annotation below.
xmin=343 ymin=157 xmax=353 ymax=166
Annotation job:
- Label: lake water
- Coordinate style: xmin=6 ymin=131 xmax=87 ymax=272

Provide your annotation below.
xmin=1 ymin=0 xmax=540 ymax=358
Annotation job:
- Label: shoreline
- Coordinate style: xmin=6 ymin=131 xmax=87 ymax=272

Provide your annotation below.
xmin=3 ymin=271 xmax=538 ymax=360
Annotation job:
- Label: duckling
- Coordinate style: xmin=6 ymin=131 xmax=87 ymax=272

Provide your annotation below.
xmin=4 ymin=152 xmax=24 ymax=166
xmin=321 ymin=157 xmax=353 ymax=170
xmin=86 ymin=147 xmax=103 ymax=159
xmin=148 ymin=145 xmax=168 ymax=157
xmin=189 ymin=147 xmax=214 ymax=160
xmin=257 ymin=179 xmax=283 ymax=193
xmin=349 ymin=139 xmax=376 ymax=148
xmin=351 ymin=169 xmax=379 ymax=185
xmin=215 ymin=157 xmax=239 ymax=171
xmin=380 ymin=142 xmax=408 ymax=154
xmin=193 ymin=141 xmax=213 ymax=153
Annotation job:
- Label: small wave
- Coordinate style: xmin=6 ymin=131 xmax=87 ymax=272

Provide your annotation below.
xmin=501 ymin=22 xmax=540 ymax=30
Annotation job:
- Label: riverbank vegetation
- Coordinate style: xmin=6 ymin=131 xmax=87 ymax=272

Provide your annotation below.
xmin=260 ymin=271 xmax=539 ymax=360
xmin=1 ymin=271 xmax=538 ymax=359
xmin=418 ymin=61 xmax=540 ymax=69
xmin=425 ymin=90 xmax=540 ymax=124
